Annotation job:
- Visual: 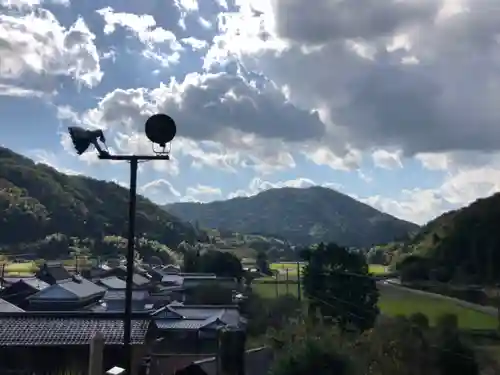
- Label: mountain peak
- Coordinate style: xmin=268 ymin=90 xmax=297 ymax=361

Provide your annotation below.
xmin=166 ymin=185 xmax=418 ymax=247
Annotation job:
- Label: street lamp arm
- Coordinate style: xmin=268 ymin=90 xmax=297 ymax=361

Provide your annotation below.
xmin=98 ymin=153 xmax=170 ymax=161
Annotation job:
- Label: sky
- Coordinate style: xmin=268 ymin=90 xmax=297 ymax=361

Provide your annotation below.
xmin=1 ymin=0 xmax=500 ymax=226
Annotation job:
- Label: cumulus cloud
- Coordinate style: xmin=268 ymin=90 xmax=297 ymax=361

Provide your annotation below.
xmin=372 ymin=149 xmax=403 ymax=169
xmin=84 ymin=70 xmax=324 ymax=142
xmin=77 ymin=69 xmax=326 ymax=173
xmin=0 ymin=4 xmax=102 ymax=91
xmin=219 ymin=0 xmax=500 ymax=158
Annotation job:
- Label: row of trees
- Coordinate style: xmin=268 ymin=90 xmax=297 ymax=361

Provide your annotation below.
xmin=0 ymin=233 xmax=182 ymax=265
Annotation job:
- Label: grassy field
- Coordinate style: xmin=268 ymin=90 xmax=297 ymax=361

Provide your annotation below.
xmin=253 ymin=280 xmax=498 ymax=330
xmin=269 ymin=262 xmax=389 ymax=275
xmin=253 ymin=282 xmax=300 ymax=298
xmin=378 ymin=283 xmax=498 ymax=329
xmin=0 ymin=261 xmax=37 ymax=276
xmin=369 ymin=264 xmax=389 ymax=275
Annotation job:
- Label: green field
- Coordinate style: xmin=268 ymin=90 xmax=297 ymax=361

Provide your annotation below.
xmin=269 ymin=262 xmax=389 ymax=275
xmin=378 ymin=283 xmax=498 ymax=329
xmin=253 ymin=280 xmax=498 ymax=330
xmin=369 ymin=264 xmax=389 ymax=275
xmin=1 ymin=261 xmax=37 ymax=275
xmin=253 ymin=282 xmax=300 ymax=298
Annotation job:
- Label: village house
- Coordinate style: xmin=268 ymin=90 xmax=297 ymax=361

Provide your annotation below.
xmin=26 ymin=275 xmax=106 ymax=311
xmin=0 ymin=311 xmax=153 ymax=375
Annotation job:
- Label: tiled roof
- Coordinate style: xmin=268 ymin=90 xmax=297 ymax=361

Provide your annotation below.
xmin=155 ymin=319 xmax=207 ymax=330
xmin=37 ymin=264 xmax=72 ymax=281
xmin=153 ymin=304 xmax=246 ymax=331
xmin=20 ymin=278 xmax=50 ymax=291
xmin=104 ymin=290 xmax=149 ymax=301
xmin=161 ymin=274 xmax=184 ymax=285
xmin=97 ymin=276 xmax=127 ymax=290
xmin=0 ymin=313 xmax=150 ymax=346
xmin=169 ymin=306 xmax=240 ymax=320
xmin=29 ymin=278 xmax=105 ymax=301
xmin=117 ymin=265 xmax=151 ymax=281
xmin=0 ymin=299 xmax=24 ymax=312
xmin=131 ymin=273 xmax=150 ymax=286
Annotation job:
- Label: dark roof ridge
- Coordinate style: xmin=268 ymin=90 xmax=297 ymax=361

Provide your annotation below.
xmin=0 ymin=311 xmax=152 ymax=319
xmin=173 ymin=304 xmax=239 ymax=309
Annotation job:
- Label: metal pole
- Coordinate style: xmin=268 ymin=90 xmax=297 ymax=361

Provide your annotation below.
xmin=297 ymin=261 xmax=301 ymax=302
xmin=0 ymin=263 xmax=5 ymax=288
xmin=286 ymin=268 xmax=289 ymax=295
xmin=124 ymin=157 xmax=138 ymax=374
xmin=275 ymin=271 xmax=279 ymax=298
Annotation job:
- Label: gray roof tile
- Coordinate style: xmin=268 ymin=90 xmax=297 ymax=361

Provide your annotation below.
xmin=0 ymin=314 xmax=149 ymax=346
xmin=155 ymin=320 xmax=207 ymax=330
xmin=104 ymin=290 xmax=149 ymax=301
xmin=0 ymin=299 xmax=24 ymax=312
xmin=20 ymin=278 xmax=50 ymax=291
xmin=97 ymin=276 xmax=127 ymax=290
xmin=29 ymin=279 xmax=105 ymax=301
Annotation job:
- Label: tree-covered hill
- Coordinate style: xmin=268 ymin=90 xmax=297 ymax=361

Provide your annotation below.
xmin=0 ymin=147 xmax=198 ymax=253
xmin=165 ymin=186 xmax=419 ymax=248
xmin=398 ymin=192 xmax=500 ymax=283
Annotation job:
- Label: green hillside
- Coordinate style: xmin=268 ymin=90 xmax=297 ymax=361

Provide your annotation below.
xmin=0 ymin=147 xmax=197 ymax=259
xmin=165 ymin=186 xmax=419 ymax=248
xmin=399 ymin=193 xmax=500 ymax=283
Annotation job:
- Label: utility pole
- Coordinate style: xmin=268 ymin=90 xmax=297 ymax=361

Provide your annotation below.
xmin=275 ymin=271 xmax=279 ymax=298
xmin=68 ymin=113 xmax=176 ymax=375
xmin=487 ymin=245 xmax=500 ymax=331
xmin=286 ymin=268 xmax=289 ymax=295
xmin=0 ymin=263 xmax=5 ymax=288
xmin=297 ymin=261 xmax=301 ymax=302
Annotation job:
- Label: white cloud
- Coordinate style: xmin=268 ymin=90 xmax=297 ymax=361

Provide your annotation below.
xmin=304 ymin=146 xmax=361 ymax=171
xmin=140 ymin=178 xmax=181 ymax=204
xmin=415 ymin=152 xmax=451 ymax=171
xmin=363 ymin=158 xmax=500 ymax=224
xmin=0 ymin=6 xmax=102 ymax=91
xmin=227 ymin=177 xmax=341 ymax=199
xmin=215 ymin=0 xmax=500 ymax=160
xmin=184 ymin=184 xmax=222 ymax=201
xmin=372 ymin=149 xmax=403 ymax=170
xmin=96 ymin=7 xmax=182 ymax=66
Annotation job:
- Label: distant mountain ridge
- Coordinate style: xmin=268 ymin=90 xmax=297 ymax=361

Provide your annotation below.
xmin=165 ymin=186 xmax=419 ymax=247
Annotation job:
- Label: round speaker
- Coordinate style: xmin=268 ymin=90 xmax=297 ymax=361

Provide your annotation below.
xmin=145 ymin=113 xmax=177 ymax=146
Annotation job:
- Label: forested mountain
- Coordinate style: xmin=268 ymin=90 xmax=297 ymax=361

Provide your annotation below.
xmin=165 ymin=186 xmax=419 ymax=248
xmin=398 ymin=192 xmax=500 ymax=283
xmin=0 ymin=147 xmax=197 ymax=259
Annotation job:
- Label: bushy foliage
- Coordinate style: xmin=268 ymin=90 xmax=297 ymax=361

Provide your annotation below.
xmin=302 ymin=242 xmax=379 ymax=332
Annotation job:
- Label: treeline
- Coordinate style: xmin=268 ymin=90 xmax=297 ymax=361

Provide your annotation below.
xmin=0 ymin=233 xmax=182 ymax=266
